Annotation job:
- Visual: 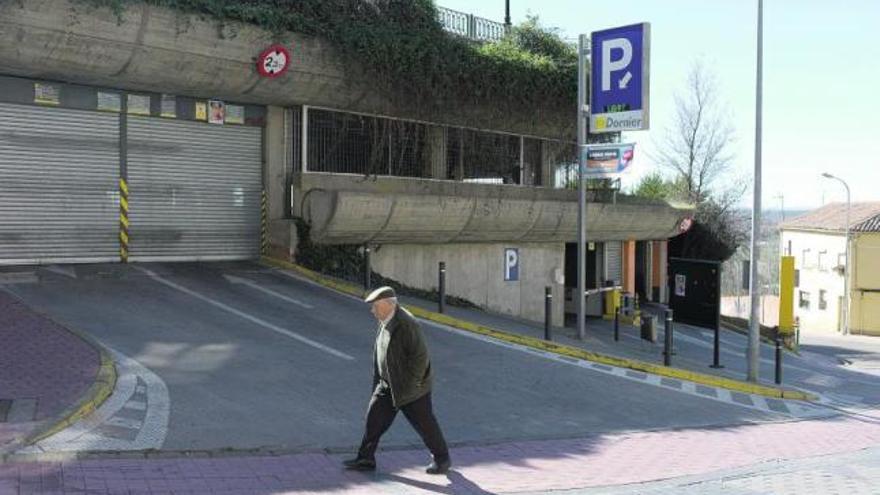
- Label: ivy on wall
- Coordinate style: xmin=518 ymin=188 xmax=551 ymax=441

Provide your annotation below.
xmin=71 ymin=0 xmax=577 ymax=118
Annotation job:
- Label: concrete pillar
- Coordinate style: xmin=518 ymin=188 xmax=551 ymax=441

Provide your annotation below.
xmin=427 ymin=125 xmax=447 ymax=180
xmin=623 ymin=240 xmax=636 ymax=294
xmin=658 ymin=240 xmax=669 ymax=303
xmin=264 ymin=106 xmax=286 ymax=221
xmin=645 ymin=241 xmax=654 ymax=302
xmin=263 ymin=105 xmax=296 ymax=260
xmin=652 ymin=241 xmax=662 ymax=302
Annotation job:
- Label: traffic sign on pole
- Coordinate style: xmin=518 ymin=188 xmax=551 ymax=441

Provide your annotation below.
xmin=590 ymin=23 xmax=650 ymax=133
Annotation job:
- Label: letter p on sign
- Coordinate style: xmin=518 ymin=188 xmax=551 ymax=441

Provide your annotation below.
xmin=601 ymin=38 xmax=633 ymax=91
xmin=505 ymin=248 xmax=519 ymax=282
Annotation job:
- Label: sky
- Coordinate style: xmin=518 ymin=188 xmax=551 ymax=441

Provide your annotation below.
xmin=437 ymin=0 xmax=880 ymax=210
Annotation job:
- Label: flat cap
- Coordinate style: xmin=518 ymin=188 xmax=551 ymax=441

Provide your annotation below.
xmin=364 ymin=286 xmax=396 ymax=303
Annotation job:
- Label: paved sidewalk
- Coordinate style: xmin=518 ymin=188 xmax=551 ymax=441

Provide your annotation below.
xmin=3 ymin=409 xmax=880 ymax=494
xmin=0 ymin=288 xmax=101 ymax=452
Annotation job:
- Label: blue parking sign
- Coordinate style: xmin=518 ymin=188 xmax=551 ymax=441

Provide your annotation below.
xmin=504 ymin=248 xmax=519 ymax=282
xmin=590 ymin=23 xmax=650 ymax=133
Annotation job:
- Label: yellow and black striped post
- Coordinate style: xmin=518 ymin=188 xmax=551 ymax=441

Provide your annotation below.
xmin=119 ymin=178 xmax=130 ymax=262
xmin=261 ymin=190 xmax=268 ymax=255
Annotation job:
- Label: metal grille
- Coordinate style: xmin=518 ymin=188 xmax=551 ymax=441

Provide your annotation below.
xmin=445 ymin=128 xmax=463 ymax=180
xmin=605 ymin=241 xmax=623 ymax=285
xmin=0 ymin=103 xmax=119 ymax=264
xmin=523 ymin=137 xmax=542 ymax=186
xmin=307 ymin=109 xmax=428 ymax=178
xmin=461 ymin=129 xmax=521 ymax=184
xmin=127 ymin=116 xmax=262 ymax=261
xmin=549 ymin=142 xmax=579 ymax=188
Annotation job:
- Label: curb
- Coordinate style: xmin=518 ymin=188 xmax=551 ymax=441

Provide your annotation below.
xmin=22 ymin=344 xmax=117 ymax=447
xmin=261 ymin=256 xmax=817 ymax=402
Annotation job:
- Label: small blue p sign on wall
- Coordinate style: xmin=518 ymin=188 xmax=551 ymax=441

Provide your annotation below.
xmin=504 ymin=248 xmax=519 ymax=281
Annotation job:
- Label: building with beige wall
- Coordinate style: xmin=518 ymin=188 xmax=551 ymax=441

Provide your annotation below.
xmin=780 ymin=203 xmax=880 ymax=336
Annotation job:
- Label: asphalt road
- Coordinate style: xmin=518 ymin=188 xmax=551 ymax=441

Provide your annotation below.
xmin=5 ymin=262 xmax=778 ymax=452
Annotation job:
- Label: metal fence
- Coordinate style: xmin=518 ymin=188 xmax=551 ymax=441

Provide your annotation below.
xmin=304 ymin=107 xmax=589 ymax=188
xmin=437 ymin=6 xmax=507 ymax=43
xmin=306 ymin=109 xmax=428 ymax=178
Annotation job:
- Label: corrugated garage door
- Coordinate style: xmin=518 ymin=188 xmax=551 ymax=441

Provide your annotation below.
xmin=605 ymin=241 xmax=622 ymax=285
xmin=127 ymin=117 xmax=262 ymax=261
xmin=0 ymin=103 xmax=119 ymax=264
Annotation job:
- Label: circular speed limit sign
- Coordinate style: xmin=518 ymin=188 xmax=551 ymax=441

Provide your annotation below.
xmin=256 ymin=45 xmax=291 ymax=78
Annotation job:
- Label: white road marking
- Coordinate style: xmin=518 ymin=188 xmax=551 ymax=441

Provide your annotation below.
xmin=106 ymin=417 xmax=143 ymax=430
xmin=136 ymin=267 xmax=353 ymax=361
xmin=123 ymin=400 xmax=147 ymax=411
xmin=43 ymin=265 xmax=77 ymax=279
xmin=223 ymin=274 xmax=314 ymax=309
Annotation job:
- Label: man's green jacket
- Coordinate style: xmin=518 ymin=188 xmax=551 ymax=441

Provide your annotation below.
xmin=373 ymin=307 xmax=432 ymax=407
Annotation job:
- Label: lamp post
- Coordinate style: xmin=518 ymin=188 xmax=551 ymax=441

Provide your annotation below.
xmin=822 ymin=172 xmax=851 ymax=335
xmin=747 ymin=0 xmax=764 ymax=382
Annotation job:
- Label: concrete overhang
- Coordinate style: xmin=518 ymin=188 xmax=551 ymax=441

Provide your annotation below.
xmin=0 ymin=0 xmax=573 ymax=139
xmin=296 ymin=173 xmax=694 ymax=244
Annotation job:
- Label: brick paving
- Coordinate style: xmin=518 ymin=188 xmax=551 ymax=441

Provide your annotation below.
xmin=0 ymin=289 xmax=100 ymax=451
xmin=3 ymin=409 xmax=880 ymax=494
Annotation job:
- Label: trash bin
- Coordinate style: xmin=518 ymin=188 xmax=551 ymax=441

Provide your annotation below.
xmin=640 ymin=315 xmax=657 ymax=343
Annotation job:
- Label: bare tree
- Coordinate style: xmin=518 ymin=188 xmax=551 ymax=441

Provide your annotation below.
xmin=653 ymin=61 xmax=738 ymax=203
xmin=639 ymin=60 xmax=748 ymax=261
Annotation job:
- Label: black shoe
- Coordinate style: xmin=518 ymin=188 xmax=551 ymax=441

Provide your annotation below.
xmin=425 ymin=458 xmax=451 ymax=475
xmin=343 ymin=457 xmax=376 ymax=471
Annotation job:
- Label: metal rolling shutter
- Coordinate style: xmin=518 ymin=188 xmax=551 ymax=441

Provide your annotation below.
xmin=0 ymin=103 xmax=119 ymax=264
xmin=605 ymin=241 xmax=622 ymax=285
xmin=127 ymin=117 xmax=262 ymax=261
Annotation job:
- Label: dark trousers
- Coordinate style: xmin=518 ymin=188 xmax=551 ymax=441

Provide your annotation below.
xmin=357 ymin=385 xmax=449 ymax=462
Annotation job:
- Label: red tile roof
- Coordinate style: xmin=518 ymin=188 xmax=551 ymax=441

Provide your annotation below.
xmin=780 ymin=202 xmax=880 ymax=233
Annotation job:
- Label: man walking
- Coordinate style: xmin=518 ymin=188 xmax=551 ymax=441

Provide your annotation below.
xmin=344 ymin=286 xmax=451 ymax=474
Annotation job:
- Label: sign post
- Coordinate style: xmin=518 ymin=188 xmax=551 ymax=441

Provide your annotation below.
xmin=577 ymin=23 xmax=650 ymax=340
xmin=577 ymin=34 xmax=588 ymax=340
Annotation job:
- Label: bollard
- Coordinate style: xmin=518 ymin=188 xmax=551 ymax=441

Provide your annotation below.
xmin=363 ymin=245 xmax=372 ymax=290
xmin=614 ymin=305 xmax=620 ymax=342
xmin=710 ymin=326 xmax=724 ymax=368
xmin=775 ymin=332 xmax=783 ymax=385
xmin=544 ymin=287 xmax=552 ymax=341
xmin=438 ymin=261 xmax=446 ymax=314
xmin=664 ymin=309 xmax=673 ymax=366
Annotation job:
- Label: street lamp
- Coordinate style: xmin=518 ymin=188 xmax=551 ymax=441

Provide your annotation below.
xmin=746 ymin=0 xmax=764 ymax=382
xmin=821 ymin=172 xmax=851 ymax=335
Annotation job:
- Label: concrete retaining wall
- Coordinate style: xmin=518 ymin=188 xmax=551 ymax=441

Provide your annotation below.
xmin=372 ymin=243 xmax=565 ymax=325
xmin=0 ymin=0 xmax=572 ymax=139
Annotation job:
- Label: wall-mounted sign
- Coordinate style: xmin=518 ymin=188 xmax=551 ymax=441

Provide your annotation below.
xmin=678 ymin=217 xmax=694 ymax=233
xmin=160 ymin=94 xmax=176 ymax=118
xmin=256 ymin=44 xmax=291 ymax=78
xmin=34 ymin=83 xmax=59 ymax=105
xmin=195 ymin=101 xmax=207 ymax=121
xmin=504 ymin=248 xmax=519 ymax=282
xmin=675 ymin=274 xmax=687 ymax=297
xmin=97 ymin=92 xmax=121 ymax=112
xmin=127 ymin=94 xmax=151 ymax=115
xmin=226 ymin=104 xmax=244 ymax=124
xmin=208 ymin=100 xmax=224 ymax=124
xmin=580 ymin=143 xmax=635 ymax=178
